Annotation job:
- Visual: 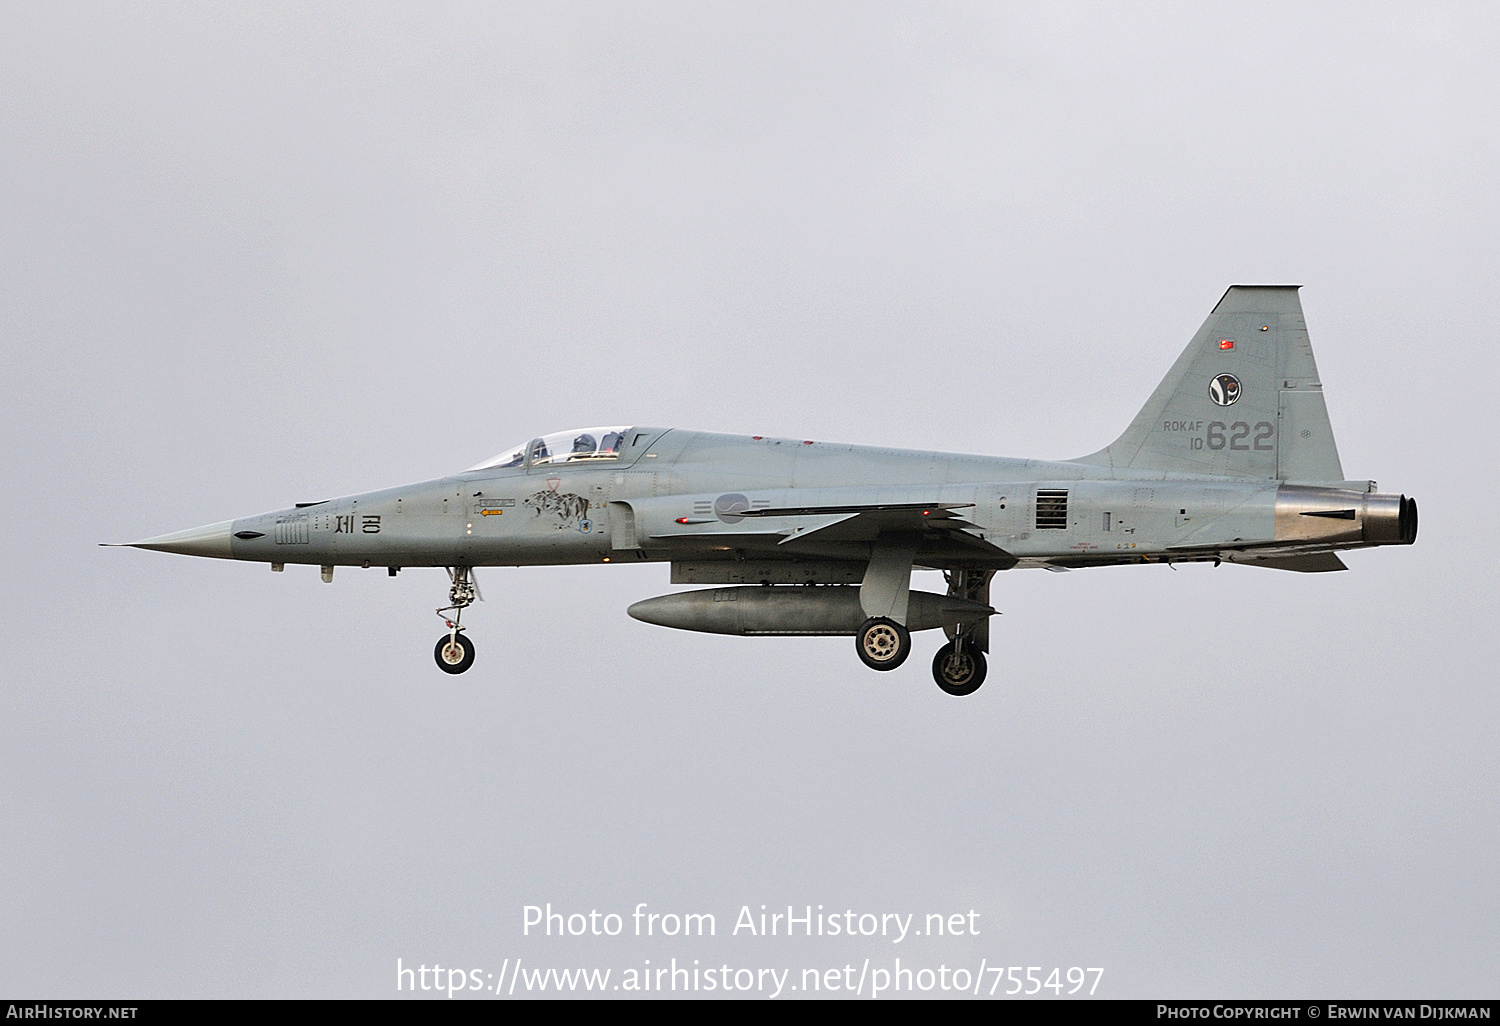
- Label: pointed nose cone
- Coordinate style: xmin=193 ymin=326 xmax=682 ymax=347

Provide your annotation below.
xmin=117 ymin=520 xmax=235 ymax=559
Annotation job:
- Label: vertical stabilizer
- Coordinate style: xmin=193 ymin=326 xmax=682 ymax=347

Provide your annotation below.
xmin=1075 ymin=286 xmax=1345 ymax=482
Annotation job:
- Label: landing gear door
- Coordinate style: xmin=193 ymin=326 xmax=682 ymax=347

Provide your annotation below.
xmin=943 ymin=569 xmax=993 ymax=653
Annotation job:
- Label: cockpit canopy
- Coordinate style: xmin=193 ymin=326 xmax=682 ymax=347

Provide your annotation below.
xmin=466 ymin=426 xmax=632 ymax=472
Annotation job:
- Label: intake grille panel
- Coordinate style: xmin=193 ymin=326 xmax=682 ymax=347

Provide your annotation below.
xmin=274 ymin=514 xmax=310 ymax=545
xmin=1035 ymin=489 xmax=1069 ymax=530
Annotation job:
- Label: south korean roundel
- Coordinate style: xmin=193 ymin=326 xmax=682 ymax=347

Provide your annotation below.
xmin=1209 ymin=373 xmax=1241 ymax=407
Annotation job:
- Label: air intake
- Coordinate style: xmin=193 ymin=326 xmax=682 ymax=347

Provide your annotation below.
xmin=1036 ymin=489 xmax=1069 ymax=530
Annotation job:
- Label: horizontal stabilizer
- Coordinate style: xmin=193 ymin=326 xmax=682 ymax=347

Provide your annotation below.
xmin=1232 ymin=552 xmax=1348 ymax=573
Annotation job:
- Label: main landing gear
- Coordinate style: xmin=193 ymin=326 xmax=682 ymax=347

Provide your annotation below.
xmin=932 ymin=637 xmax=987 ymax=696
xmin=856 ymin=617 xmax=911 ymax=671
xmin=855 ymin=615 xmax=989 ymax=694
xmin=853 ymin=561 xmax=994 ymax=693
xmin=434 ymin=566 xmax=478 ymax=674
xmin=924 ymin=568 xmax=992 ymax=695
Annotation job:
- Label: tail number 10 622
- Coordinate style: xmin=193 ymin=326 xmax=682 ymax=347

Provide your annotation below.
xmin=1193 ymin=421 xmax=1274 ymax=451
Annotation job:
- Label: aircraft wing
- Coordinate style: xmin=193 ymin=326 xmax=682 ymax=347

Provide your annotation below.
xmin=635 ymin=494 xmax=1015 ymax=568
xmin=756 ymin=503 xmax=974 ymax=544
xmin=739 ymin=501 xmax=972 ymax=519
xmin=770 ymin=505 xmax=1015 ymax=567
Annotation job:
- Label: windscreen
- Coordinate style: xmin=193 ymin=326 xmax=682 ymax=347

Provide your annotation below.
xmin=465 ymin=441 xmax=529 ymax=472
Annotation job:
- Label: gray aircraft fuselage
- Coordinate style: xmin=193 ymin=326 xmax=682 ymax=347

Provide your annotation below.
xmin=115 ymin=286 xmax=1417 ymax=691
xmin=182 ymin=432 xmax=1405 ymax=574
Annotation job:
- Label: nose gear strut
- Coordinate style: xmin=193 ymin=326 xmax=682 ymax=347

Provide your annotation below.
xmin=434 ymin=566 xmax=479 ymax=674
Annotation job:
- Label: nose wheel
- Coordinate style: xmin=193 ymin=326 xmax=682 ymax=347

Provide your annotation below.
xmin=434 ymin=566 xmax=479 ymax=674
xmin=932 ymin=638 xmax=986 ymax=696
xmin=435 ymin=632 xmax=476 ymax=674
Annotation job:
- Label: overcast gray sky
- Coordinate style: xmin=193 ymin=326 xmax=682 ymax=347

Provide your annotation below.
xmin=2 ymin=1 xmax=1496 ymax=999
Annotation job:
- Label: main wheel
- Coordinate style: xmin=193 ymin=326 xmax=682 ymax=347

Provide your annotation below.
xmin=856 ymin=617 xmax=911 ymax=671
xmin=434 ymin=632 xmax=476 ymax=674
xmin=932 ymin=640 xmax=986 ymax=696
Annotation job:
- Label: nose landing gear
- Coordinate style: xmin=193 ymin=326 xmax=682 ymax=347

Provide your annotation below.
xmin=435 ymin=632 xmax=476 ymax=674
xmin=434 ymin=566 xmax=479 ymax=674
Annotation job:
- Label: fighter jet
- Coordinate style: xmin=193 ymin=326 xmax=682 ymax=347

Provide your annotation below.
xmin=110 ymin=286 xmax=1416 ymax=695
